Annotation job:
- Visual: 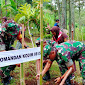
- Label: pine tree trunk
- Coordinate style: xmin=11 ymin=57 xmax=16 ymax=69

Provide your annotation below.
xmin=79 ymin=0 xmax=81 ymax=30
xmin=57 ymin=0 xmax=61 ymax=28
xmin=62 ymin=0 xmax=67 ymax=29
xmin=54 ymin=0 xmax=57 ymax=22
xmin=71 ymin=0 xmax=75 ymax=40
xmin=0 ymin=0 xmax=1 ymax=16
xmin=69 ymin=0 xmax=71 ymax=39
xmin=66 ymin=0 xmax=67 ymax=29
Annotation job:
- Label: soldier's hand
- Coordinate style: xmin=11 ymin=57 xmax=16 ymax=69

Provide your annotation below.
xmin=54 ymin=77 xmax=61 ymax=84
xmin=43 ymin=60 xmax=48 ymax=63
xmin=36 ymin=74 xmax=40 ymax=80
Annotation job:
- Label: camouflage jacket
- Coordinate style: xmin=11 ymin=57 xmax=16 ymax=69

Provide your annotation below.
xmin=43 ymin=41 xmax=85 ymax=66
xmin=43 ymin=41 xmax=85 ymax=74
xmin=0 ymin=20 xmax=20 ymax=50
xmin=0 ymin=20 xmax=20 ymax=78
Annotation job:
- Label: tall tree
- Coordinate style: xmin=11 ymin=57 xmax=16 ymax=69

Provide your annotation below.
xmin=54 ymin=0 xmax=57 ymax=22
xmin=5 ymin=0 xmax=7 ymax=16
xmin=57 ymin=0 xmax=62 ymax=28
xmin=0 ymin=0 xmax=1 ymax=17
xmin=71 ymin=0 xmax=75 ymax=40
xmin=74 ymin=0 xmax=84 ymax=29
xmin=79 ymin=0 xmax=81 ymax=30
xmin=65 ymin=0 xmax=67 ymax=29
xmin=69 ymin=0 xmax=71 ymax=39
xmin=62 ymin=0 xmax=67 ymax=29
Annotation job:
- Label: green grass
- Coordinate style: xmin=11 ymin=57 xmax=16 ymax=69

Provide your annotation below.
xmin=74 ymin=26 xmax=85 ymax=41
xmin=50 ymin=61 xmax=61 ymax=77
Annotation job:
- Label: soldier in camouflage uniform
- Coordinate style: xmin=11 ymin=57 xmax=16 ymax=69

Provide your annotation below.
xmin=36 ymin=40 xmax=85 ymax=85
xmin=36 ymin=38 xmax=72 ymax=85
xmin=0 ymin=20 xmax=28 ymax=85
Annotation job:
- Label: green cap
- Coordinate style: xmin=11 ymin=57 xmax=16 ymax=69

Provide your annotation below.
xmin=2 ymin=28 xmax=6 ymax=31
xmin=6 ymin=23 xmax=19 ymax=35
xmin=7 ymin=23 xmax=16 ymax=28
xmin=35 ymin=37 xmax=40 ymax=44
xmin=43 ymin=44 xmax=51 ymax=57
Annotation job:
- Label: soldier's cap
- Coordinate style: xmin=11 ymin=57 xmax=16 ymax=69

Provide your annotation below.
xmin=2 ymin=17 xmax=7 ymax=22
xmin=35 ymin=37 xmax=40 ymax=44
xmin=7 ymin=23 xmax=17 ymax=28
xmin=43 ymin=44 xmax=51 ymax=57
xmin=2 ymin=17 xmax=7 ymax=20
xmin=5 ymin=23 xmax=20 ymax=35
xmin=35 ymin=37 xmax=47 ymax=45
xmin=43 ymin=44 xmax=57 ymax=58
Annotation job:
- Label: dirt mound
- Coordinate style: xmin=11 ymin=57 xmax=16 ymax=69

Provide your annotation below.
xmin=25 ymin=80 xmax=37 ymax=85
xmin=43 ymin=78 xmax=56 ymax=85
xmin=24 ymin=37 xmax=31 ymax=43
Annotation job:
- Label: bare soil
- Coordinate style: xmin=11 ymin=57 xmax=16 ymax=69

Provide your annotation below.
xmin=24 ymin=78 xmax=82 ymax=85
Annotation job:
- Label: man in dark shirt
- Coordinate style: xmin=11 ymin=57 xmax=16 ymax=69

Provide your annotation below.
xmin=54 ymin=19 xmax=59 ymax=27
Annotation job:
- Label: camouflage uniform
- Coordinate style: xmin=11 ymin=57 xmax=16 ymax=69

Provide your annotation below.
xmin=35 ymin=38 xmax=72 ymax=84
xmin=43 ymin=41 xmax=72 ymax=84
xmin=43 ymin=40 xmax=85 ymax=84
xmin=0 ymin=20 xmax=20 ymax=84
xmin=43 ymin=40 xmax=69 ymax=74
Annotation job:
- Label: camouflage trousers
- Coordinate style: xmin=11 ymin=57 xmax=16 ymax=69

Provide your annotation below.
xmin=0 ymin=47 xmax=16 ymax=79
xmin=0 ymin=65 xmax=16 ymax=78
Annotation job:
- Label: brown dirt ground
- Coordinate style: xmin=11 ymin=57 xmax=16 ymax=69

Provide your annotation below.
xmin=24 ymin=37 xmax=31 ymax=43
xmin=24 ymin=78 xmax=82 ymax=85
